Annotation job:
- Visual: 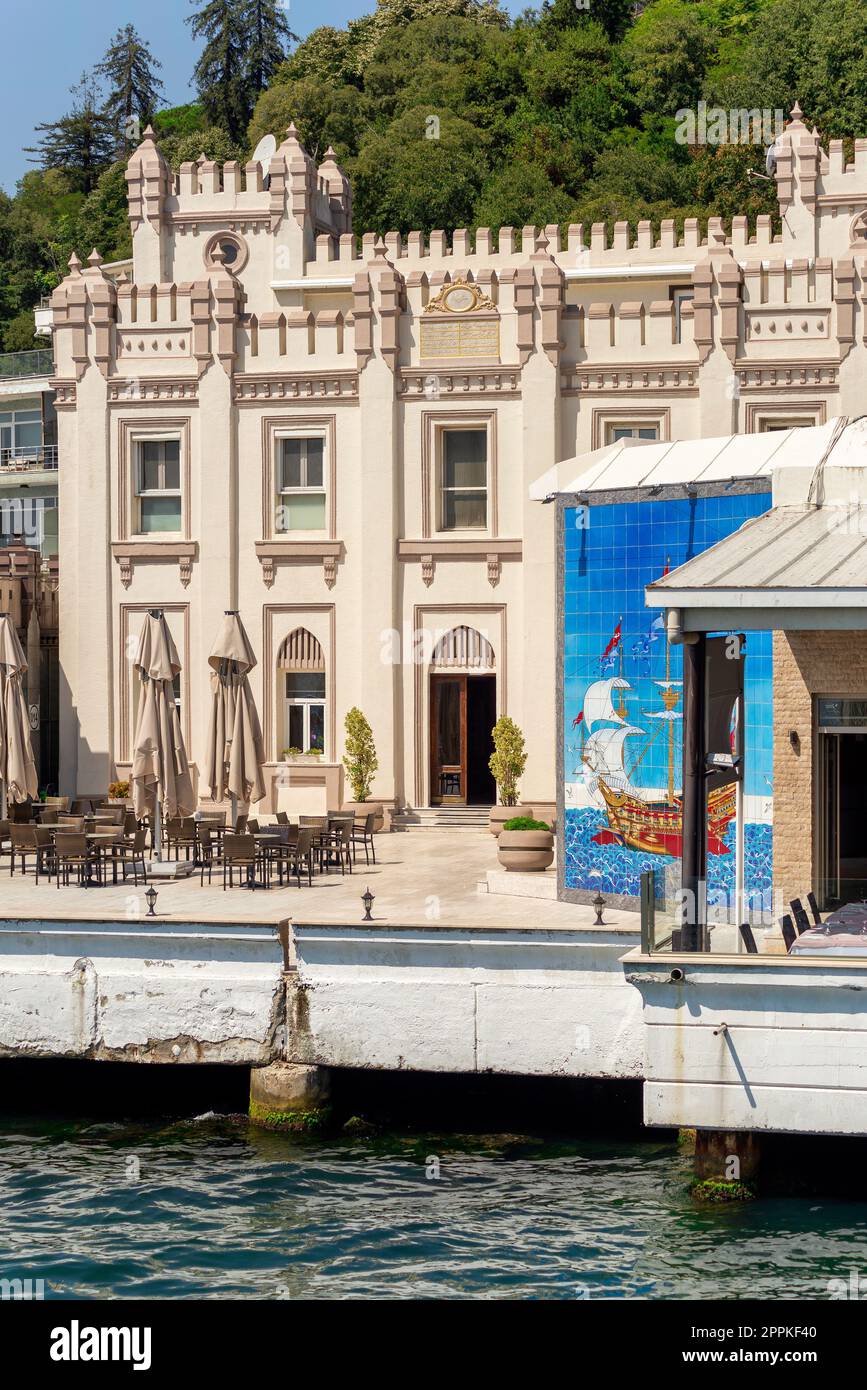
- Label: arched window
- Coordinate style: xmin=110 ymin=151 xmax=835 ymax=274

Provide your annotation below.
xmin=431 ymin=625 xmax=495 ymax=670
xmin=277 ymin=628 xmax=325 ymax=755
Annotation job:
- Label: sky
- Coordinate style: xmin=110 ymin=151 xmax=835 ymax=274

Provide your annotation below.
xmin=1 ymin=0 xmax=525 ymax=194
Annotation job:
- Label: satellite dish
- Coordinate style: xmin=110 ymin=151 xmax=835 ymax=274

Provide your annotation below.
xmin=252 ymin=133 xmax=277 ymax=186
xmin=765 ymin=140 xmax=780 ymax=177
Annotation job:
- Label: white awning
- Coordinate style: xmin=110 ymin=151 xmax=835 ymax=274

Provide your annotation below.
xmin=530 ymin=416 xmax=847 ymax=499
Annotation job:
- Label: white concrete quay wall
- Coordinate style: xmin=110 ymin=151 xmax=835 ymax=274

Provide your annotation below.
xmin=0 ymin=919 xmax=288 ymax=1064
xmin=290 ymin=925 xmax=643 ymax=1078
xmin=627 ymin=953 xmax=867 ymax=1136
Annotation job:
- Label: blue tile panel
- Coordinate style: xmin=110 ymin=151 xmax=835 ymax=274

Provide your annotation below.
xmin=562 ymin=492 xmax=773 ymax=910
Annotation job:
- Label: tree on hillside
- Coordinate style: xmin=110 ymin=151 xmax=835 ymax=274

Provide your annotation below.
xmin=188 ymin=0 xmax=250 ymax=141
xmin=96 ymin=25 xmax=164 ymax=151
xmin=537 ymin=0 xmax=634 ymax=45
xmin=26 ymin=76 xmax=114 ymax=194
xmin=242 ymin=0 xmax=297 ymax=98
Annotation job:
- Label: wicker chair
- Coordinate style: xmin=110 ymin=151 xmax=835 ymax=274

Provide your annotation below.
xmin=55 ymin=833 xmax=98 ymax=887
xmin=351 ymin=811 xmax=377 ymax=867
xmin=780 ymin=914 xmax=797 ymax=952
xmin=112 ymin=829 xmax=149 ymax=887
xmin=198 ymin=825 xmax=223 ymax=887
xmin=738 ymin=922 xmax=758 ymax=954
xmin=222 ymin=833 xmax=259 ymax=890
xmin=789 ymin=898 xmax=812 ymax=935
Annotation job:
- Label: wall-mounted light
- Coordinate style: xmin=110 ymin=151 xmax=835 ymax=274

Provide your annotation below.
xmin=789 ymin=729 xmax=800 ymax=754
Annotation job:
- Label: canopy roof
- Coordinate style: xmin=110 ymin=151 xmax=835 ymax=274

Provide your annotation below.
xmin=530 ymin=416 xmax=851 ymax=499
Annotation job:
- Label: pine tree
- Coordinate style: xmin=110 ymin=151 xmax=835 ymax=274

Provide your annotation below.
xmin=243 ymin=0 xmax=297 ymax=98
xmin=96 ymin=25 xmax=165 ymax=152
xmin=187 ymin=0 xmax=250 ymax=142
xmin=26 ymin=76 xmax=115 ymax=194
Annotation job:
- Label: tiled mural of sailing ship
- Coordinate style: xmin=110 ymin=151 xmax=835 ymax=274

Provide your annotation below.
xmin=562 ymin=493 xmax=774 ymax=911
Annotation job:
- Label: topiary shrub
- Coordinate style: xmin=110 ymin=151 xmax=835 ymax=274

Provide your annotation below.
xmin=489 ymin=716 xmax=527 ymax=806
xmin=343 ymin=707 xmax=378 ymax=802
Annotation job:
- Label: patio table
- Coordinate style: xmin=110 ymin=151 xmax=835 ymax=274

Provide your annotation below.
xmin=789 ymin=903 xmax=867 ymax=956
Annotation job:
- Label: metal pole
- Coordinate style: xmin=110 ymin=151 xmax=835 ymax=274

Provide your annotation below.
xmin=681 ymin=633 xmax=706 ymax=951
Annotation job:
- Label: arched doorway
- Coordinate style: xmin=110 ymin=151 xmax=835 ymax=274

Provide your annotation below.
xmin=429 ymin=626 xmax=496 ymax=805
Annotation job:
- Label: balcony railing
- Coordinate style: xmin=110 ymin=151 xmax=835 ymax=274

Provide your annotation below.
xmin=0 ymin=349 xmax=54 ymax=380
xmin=0 ymin=445 xmax=58 ymax=471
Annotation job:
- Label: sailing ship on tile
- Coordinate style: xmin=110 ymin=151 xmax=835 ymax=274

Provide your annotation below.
xmin=573 ymin=616 xmax=735 ymax=857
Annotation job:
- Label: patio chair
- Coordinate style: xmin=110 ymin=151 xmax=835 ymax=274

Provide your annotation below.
xmin=39 ymin=808 xmax=58 ymax=825
xmin=70 ymin=799 xmax=93 ymax=815
xmin=323 ymin=818 xmax=353 ymax=875
xmin=222 ymin=833 xmax=259 ymax=890
xmin=57 ymin=814 xmax=86 ymax=832
xmin=197 ymin=825 xmax=223 ymax=886
xmin=234 ymin=814 xmax=248 ymax=835
xmin=8 ymin=800 xmax=33 ymax=823
xmin=112 ymin=829 xmax=148 ymax=887
xmin=173 ymin=818 xmax=198 ymax=863
xmin=738 ymin=922 xmax=758 ymax=954
xmin=55 ymin=832 xmax=98 ymax=888
xmin=123 ymin=811 xmax=138 ymax=837
xmin=780 ymin=914 xmax=797 ymax=952
xmin=93 ymin=805 xmax=124 ymax=824
xmin=351 ymin=811 xmax=377 ymax=867
xmin=197 ymin=810 xmax=226 ymax=826
xmin=0 ymin=820 xmax=11 ymax=870
xmin=9 ymin=824 xmax=38 ymax=877
xmin=247 ymin=818 xmax=260 ymax=834
xmin=789 ymin=898 xmax=812 ymax=934
xmin=42 ymin=796 xmax=69 ymax=812
xmin=285 ymin=827 xmax=314 ymax=888
xmin=806 ymin=891 xmax=822 ymax=926
xmin=276 ymin=811 xmax=289 ymax=825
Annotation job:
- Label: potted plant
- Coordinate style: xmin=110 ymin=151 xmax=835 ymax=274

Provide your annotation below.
xmin=497 ymin=816 xmax=554 ymax=871
xmin=280 ymin=747 xmax=322 ymax=763
xmin=341 ymin=707 xmax=383 ymax=831
xmin=108 ymin=779 xmax=130 ymax=804
xmin=488 ymin=716 xmax=533 ymax=835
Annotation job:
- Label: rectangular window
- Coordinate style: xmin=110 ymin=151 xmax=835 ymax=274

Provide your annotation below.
xmin=672 ymin=288 xmax=693 ymax=343
xmin=440 ymin=428 xmax=487 ymax=530
xmin=135 ymin=439 xmax=181 ymax=533
xmin=607 ymin=424 xmax=660 ymax=443
xmin=277 ymin=437 xmax=326 ymax=532
xmin=0 ymin=408 xmax=42 ymax=464
xmin=284 ymin=671 xmax=326 ymax=753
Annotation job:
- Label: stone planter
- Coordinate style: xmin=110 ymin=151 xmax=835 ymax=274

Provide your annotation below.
xmin=489 ymin=804 xmax=534 ymax=837
xmin=497 ymin=829 xmax=554 ymax=871
xmin=342 ymin=800 xmax=384 ymax=832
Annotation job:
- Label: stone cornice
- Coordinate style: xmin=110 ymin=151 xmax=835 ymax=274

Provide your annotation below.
xmin=399 ymin=369 xmax=520 ymax=397
xmin=234 ymin=372 xmax=358 ymax=402
xmin=561 ymin=365 xmax=698 ymax=394
xmin=111 ymin=539 xmax=198 ymax=590
xmin=254 ymin=538 xmax=344 ymax=590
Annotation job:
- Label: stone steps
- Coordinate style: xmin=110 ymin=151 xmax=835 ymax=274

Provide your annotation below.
xmin=392 ymin=807 xmax=492 ymax=831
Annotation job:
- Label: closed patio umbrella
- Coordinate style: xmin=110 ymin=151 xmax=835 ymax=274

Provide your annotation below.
xmin=204 ymin=610 xmax=266 ymax=824
xmin=0 ymin=613 xmax=38 ymax=817
xmin=131 ymin=609 xmax=194 ymax=861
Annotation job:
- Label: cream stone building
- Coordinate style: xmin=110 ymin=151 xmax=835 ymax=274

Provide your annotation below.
xmin=50 ymin=105 xmax=867 ymax=815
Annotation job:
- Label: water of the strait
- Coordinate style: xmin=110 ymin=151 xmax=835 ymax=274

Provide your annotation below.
xmin=1 ymin=1111 xmax=864 ymax=1299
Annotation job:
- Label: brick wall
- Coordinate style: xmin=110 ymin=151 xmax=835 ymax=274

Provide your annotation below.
xmin=773 ymin=630 xmax=867 ymax=906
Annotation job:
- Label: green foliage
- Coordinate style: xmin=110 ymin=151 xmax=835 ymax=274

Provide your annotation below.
xmin=502 ymin=816 xmax=551 ymax=831
xmin=248 ymin=79 xmax=365 ymax=161
xmin=489 ymin=716 xmax=527 ymax=807
xmin=96 ymin=25 xmax=165 ymax=153
xmin=153 ymin=104 xmax=209 ymax=138
xmin=27 ymin=75 xmax=115 ymax=194
xmin=343 ymin=708 xmax=379 ymax=803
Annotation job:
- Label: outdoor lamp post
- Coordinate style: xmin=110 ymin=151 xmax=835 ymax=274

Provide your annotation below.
xmin=593 ymin=892 xmax=606 ymax=925
xmin=361 ymin=887 xmax=374 ymax=922
xmin=145 ymin=885 xmax=158 ymax=917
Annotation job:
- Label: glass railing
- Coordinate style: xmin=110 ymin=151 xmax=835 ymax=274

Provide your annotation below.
xmin=641 ymin=868 xmax=867 ymax=959
xmin=0 ymin=349 xmax=54 ymax=380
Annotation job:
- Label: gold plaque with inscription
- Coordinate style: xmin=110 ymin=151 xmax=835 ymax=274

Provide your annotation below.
xmin=420 ymin=318 xmax=499 ymax=360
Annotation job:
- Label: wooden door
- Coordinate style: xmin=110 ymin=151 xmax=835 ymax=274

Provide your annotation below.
xmin=430 ymin=675 xmax=466 ymax=804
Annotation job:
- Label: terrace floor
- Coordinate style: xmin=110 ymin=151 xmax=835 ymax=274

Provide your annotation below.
xmin=0 ymin=830 xmax=639 ymax=933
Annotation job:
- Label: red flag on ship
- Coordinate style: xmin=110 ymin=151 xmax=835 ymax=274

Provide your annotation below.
xmin=662 ymin=556 xmax=670 ymax=577
xmin=602 ymin=621 xmax=622 ymax=659
xmin=572 ymin=712 xmax=583 ymax=729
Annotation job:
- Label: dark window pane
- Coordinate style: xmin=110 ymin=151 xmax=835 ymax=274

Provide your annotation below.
xmin=309 ymin=705 xmax=325 ymax=751
xmin=444 ymin=490 xmax=486 ymax=530
xmin=436 ymin=680 xmax=461 ymax=766
xmin=288 ymin=706 xmax=304 ymax=747
xmin=305 ymin=439 xmax=324 ymax=487
xmin=281 ymin=440 xmax=302 ymax=488
xmin=443 ymin=429 xmax=486 ymax=488
xmin=286 ymin=672 xmax=326 ymax=697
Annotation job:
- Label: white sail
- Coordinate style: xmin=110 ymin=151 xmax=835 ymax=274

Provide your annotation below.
xmin=584 ymin=724 xmax=643 ymax=778
xmin=583 ymin=677 xmax=631 ymax=729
